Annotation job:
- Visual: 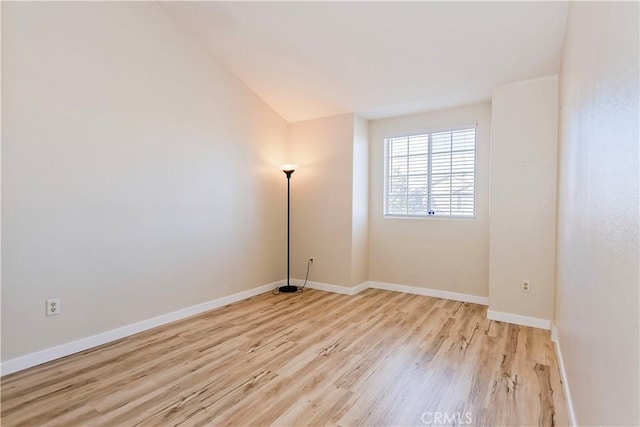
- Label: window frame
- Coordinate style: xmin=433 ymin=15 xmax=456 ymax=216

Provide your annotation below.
xmin=383 ymin=124 xmax=478 ymax=219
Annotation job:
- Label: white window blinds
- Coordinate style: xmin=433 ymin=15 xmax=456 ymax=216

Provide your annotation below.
xmin=384 ymin=127 xmax=476 ymax=218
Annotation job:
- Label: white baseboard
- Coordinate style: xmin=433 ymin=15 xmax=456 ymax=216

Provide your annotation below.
xmin=550 ymin=322 xmax=559 ymax=343
xmin=551 ymin=322 xmax=577 ymax=426
xmin=0 ymin=278 xmax=556 ymax=377
xmin=1 ymin=281 xmax=279 ymax=376
xmin=486 ymin=309 xmax=551 ymax=330
xmin=302 ymin=279 xmax=368 ymax=296
xmin=368 ymin=281 xmax=489 ymax=305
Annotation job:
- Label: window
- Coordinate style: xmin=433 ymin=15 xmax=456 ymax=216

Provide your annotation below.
xmin=384 ymin=127 xmax=476 ymax=218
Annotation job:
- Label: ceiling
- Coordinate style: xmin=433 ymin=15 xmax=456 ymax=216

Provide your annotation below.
xmin=161 ymin=1 xmax=569 ymax=122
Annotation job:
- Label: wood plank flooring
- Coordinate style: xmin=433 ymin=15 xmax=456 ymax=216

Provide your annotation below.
xmin=1 ymin=289 xmax=568 ymax=426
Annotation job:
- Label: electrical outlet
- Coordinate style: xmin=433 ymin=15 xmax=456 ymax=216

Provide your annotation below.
xmin=46 ymin=298 xmax=60 ymax=316
xmin=521 ymin=280 xmax=531 ymax=293
xmin=309 ymin=257 xmax=315 ymax=265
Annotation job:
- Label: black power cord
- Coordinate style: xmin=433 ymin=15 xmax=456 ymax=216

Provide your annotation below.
xmin=273 ymin=258 xmax=313 ymax=294
xmin=297 ymin=258 xmax=312 ymax=292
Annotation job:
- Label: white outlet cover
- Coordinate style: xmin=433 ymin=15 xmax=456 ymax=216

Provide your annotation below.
xmin=46 ymin=298 xmax=60 ymax=316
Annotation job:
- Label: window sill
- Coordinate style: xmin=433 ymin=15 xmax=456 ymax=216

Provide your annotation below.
xmin=383 ymin=214 xmax=476 ymax=220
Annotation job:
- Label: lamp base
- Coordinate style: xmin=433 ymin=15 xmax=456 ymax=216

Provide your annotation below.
xmin=278 ymin=285 xmax=299 ymax=293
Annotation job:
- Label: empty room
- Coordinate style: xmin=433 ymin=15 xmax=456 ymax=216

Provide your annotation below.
xmin=1 ymin=1 xmax=638 ymax=426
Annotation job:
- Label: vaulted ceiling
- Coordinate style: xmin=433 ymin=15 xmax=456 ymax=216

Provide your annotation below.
xmin=161 ymin=1 xmax=569 ymax=122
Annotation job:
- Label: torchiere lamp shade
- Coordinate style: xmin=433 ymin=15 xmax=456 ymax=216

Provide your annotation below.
xmin=281 ymin=163 xmax=297 ymax=178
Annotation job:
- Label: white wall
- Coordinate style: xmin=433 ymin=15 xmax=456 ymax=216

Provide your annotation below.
xmin=1 ymin=2 xmax=288 ymax=361
xmin=288 ymin=114 xmax=355 ymax=286
xmin=351 ymin=115 xmax=369 ymax=286
xmin=555 ymin=2 xmax=639 ymax=425
xmin=488 ymin=77 xmax=558 ymax=322
xmin=368 ymin=103 xmax=491 ymax=297
xmin=288 ymin=113 xmax=369 ymax=288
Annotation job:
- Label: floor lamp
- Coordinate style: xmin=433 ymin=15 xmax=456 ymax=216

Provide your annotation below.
xmin=279 ymin=164 xmax=298 ymax=293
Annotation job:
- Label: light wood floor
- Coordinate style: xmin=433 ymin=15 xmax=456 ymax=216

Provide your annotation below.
xmin=1 ymin=288 xmax=568 ymax=426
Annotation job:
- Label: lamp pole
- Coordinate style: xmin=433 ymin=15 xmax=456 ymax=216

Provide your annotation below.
xmin=279 ymin=165 xmax=298 ymax=293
